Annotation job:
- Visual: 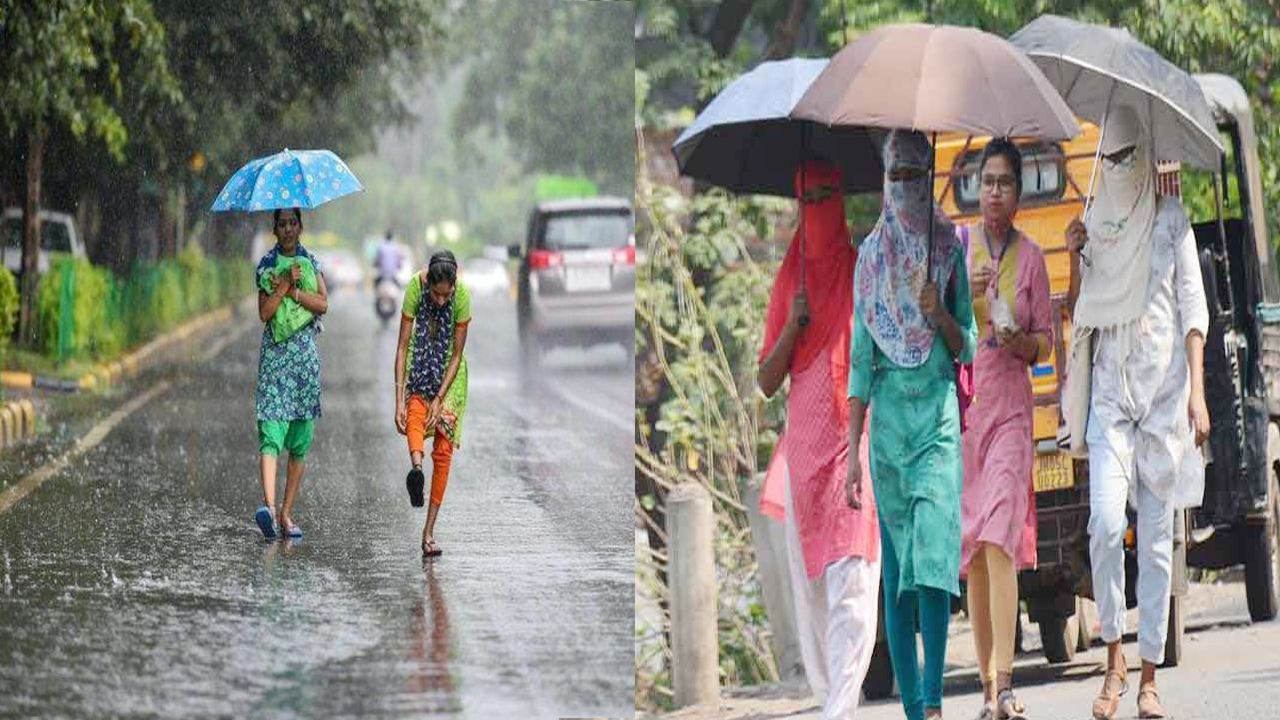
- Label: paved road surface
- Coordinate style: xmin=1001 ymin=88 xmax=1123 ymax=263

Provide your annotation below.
xmin=0 ymin=289 xmax=633 ymax=719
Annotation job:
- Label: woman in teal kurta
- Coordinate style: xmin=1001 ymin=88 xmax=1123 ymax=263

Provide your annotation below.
xmin=845 ymin=130 xmax=977 ymax=720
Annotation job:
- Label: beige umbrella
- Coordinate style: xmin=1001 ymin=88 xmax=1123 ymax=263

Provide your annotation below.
xmin=792 ymin=23 xmax=1080 ymax=140
xmin=791 ymin=23 xmax=1081 ymax=274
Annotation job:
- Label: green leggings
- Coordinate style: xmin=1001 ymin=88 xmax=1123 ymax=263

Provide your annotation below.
xmin=880 ymin=517 xmax=951 ymax=720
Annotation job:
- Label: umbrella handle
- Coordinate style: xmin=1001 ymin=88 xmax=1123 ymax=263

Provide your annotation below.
xmin=927 ymin=131 xmax=937 ymax=285
xmin=1082 ymin=109 xmax=1107 ymax=221
xmin=1078 ymin=81 xmax=1117 ymax=270
xmin=799 ymin=125 xmax=810 ymax=328
xmin=1082 ymin=79 xmax=1118 ymax=222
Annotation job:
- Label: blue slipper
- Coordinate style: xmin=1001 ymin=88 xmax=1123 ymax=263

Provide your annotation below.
xmin=283 ymin=522 xmax=303 ymax=539
xmin=255 ymin=505 xmax=278 ymax=539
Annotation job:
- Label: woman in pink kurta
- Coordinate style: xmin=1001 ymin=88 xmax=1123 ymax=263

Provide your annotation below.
xmin=959 ymin=140 xmax=1053 ymax=720
xmin=758 ymin=160 xmax=880 ymax=720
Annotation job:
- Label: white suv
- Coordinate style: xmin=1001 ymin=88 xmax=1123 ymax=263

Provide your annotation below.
xmin=0 ymin=208 xmax=87 ymax=277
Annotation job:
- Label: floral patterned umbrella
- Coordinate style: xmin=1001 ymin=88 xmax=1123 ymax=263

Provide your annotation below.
xmin=210 ymin=148 xmax=363 ymax=212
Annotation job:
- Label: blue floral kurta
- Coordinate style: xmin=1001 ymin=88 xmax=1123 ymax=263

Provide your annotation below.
xmin=848 ymin=246 xmax=977 ymax=598
xmin=254 ymin=245 xmax=323 ymax=421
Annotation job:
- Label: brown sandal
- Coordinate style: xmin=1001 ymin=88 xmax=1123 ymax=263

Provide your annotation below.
xmin=1137 ymin=683 xmax=1166 ymax=719
xmin=1091 ymin=666 xmax=1128 ymax=719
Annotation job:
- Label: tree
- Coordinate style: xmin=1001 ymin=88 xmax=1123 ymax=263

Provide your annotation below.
xmin=117 ymin=0 xmax=444 ymax=264
xmin=0 ymin=1 xmax=447 ymax=279
xmin=452 ymin=0 xmax=634 ymax=194
xmin=0 ymin=0 xmax=177 ymax=345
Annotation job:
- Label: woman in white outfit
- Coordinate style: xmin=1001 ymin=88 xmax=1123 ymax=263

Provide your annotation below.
xmin=758 ymin=160 xmax=881 ymax=719
xmin=1065 ymin=104 xmax=1211 ymax=720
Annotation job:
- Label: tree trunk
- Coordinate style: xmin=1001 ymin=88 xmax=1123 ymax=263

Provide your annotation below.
xmin=705 ymin=0 xmax=757 ymax=58
xmin=158 ymin=190 xmax=176 ymax=259
xmin=176 ymin=184 xmax=187 ymax=253
xmin=18 ymin=124 xmax=46 ymax=348
xmin=764 ymin=0 xmax=810 ymax=60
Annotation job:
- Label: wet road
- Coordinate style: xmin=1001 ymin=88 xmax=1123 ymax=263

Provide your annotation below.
xmin=0 ymin=288 xmax=633 ymax=719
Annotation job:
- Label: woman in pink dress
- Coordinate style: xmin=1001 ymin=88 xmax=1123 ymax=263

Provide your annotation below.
xmin=758 ymin=160 xmax=880 ymax=720
xmin=959 ymin=139 xmax=1053 ymax=720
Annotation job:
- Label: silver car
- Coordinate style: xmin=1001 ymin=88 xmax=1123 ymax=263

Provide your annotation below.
xmin=509 ymin=197 xmax=635 ymax=365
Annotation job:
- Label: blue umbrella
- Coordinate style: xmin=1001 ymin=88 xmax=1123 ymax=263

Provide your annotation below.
xmin=209 ymin=148 xmax=364 ymax=212
xmin=672 ymin=58 xmax=884 ymax=197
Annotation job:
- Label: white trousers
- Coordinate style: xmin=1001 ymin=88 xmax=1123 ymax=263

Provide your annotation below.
xmin=784 ymin=471 xmax=880 ymax=719
xmin=1086 ymin=407 xmax=1176 ymax=664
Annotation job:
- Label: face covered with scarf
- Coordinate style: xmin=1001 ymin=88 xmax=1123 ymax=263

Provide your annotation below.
xmin=1075 ymin=103 xmax=1157 ymax=330
xmin=854 ymin=129 xmax=958 ymax=368
xmin=759 ymin=160 xmax=855 ymax=407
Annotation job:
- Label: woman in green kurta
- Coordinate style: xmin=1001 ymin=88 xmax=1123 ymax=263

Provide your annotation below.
xmin=254 ymin=207 xmax=328 ymax=541
xmin=846 ymin=130 xmax=977 ymax=720
xmin=394 ymin=250 xmax=471 ymax=558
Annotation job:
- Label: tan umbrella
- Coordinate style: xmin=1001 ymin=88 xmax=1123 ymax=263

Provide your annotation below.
xmin=791 ymin=23 xmax=1081 ymax=275
xmin=791 ymin=23 xmax=1080 ymax=140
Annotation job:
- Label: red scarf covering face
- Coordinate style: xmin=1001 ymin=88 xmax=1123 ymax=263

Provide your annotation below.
xmin=759 ymin=161 xmax=855 ymax=406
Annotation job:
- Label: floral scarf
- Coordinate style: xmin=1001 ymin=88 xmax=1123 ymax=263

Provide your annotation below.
xmin=855 ymin=129 xmax=959 ymax=368
xmin=407 ymin=281 xmax=454 ymax=399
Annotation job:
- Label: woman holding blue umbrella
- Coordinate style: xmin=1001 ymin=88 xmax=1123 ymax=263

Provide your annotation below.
xmin=212 ymin=148 xmax=361 ymax=539
xmin=253 ymin=206 xmax=328 ymax=539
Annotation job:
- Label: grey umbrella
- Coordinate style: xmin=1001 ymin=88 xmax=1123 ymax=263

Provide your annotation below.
xmin=672 ymin=58 xmax=885 ymax=197
xmin=1010 ymin=14 xmax=1224 ymax=172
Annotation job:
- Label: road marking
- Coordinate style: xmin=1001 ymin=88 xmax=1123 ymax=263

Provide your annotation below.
xmin=547 ymin=380 xmax=631 ymax=433
xmin=0 ymin=380 xmax=172 ymax=517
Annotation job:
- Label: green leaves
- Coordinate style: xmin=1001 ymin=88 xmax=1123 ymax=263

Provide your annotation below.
xmin=453 ymin=0 xmax=634 ymax=194
xmin=636 ymin=111 xmax=789 ymax=708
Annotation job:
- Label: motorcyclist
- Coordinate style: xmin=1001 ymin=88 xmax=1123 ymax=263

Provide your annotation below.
xmin=374 ymin=230 xmax=405 ymax=287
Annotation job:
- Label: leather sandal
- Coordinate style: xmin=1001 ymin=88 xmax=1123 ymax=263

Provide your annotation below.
xmin=1091 ymin=666 xmax=1128 ymax=720
xmin=996 ymin=688 xmax=1027 ymax=720
xmin=1137 ymin=683 xmax=1166 ymax=719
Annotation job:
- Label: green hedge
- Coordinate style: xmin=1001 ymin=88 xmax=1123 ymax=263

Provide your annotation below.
xmin=0 ymin=267 xmax=16 ymax=364
xmin=37 ymin=247 xmax=253 ymax=364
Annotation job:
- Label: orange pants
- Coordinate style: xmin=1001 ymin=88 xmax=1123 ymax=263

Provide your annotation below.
xmin=406 ymin=395 xmax=455 ymax=505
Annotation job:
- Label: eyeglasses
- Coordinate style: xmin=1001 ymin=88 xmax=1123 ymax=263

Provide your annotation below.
xmin=980 ymin=174 xmax=1017 ymax=195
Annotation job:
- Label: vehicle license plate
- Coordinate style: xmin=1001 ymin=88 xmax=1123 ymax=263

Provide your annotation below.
xmin=565 ymin=265 xmax=611 ymax=292
xmin=1033 ymin=451 xmax=1074 ymax=492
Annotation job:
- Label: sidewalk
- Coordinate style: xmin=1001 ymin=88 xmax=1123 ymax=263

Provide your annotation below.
xmin=0 ymin=296 xmax=256 ymax=454
xmin=2 ymin=295 xmax=255 ymax=394
xmin=641 ymin=579 xmax=1250 ymax=720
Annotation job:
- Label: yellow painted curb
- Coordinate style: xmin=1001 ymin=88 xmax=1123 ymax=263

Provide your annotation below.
xmin=1 ymin=371 xmax=33 ymax=389
xmin=18 ymin=400 xmax=34 ymax=435
xmin=0 ymin=407 xmax=12 ymax=447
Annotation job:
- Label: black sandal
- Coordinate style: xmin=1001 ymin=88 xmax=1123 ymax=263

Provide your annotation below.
xmin=406 ymin=466 xmax=425 ymax=507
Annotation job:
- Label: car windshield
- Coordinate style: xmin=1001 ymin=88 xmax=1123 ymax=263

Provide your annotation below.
xmin=541 ymin=211 xmax=632 ymax=251
xmin=2 ymin=217 xmax=72 ymax=252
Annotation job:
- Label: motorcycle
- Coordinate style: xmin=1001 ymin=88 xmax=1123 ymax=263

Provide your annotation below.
xmin=375 ymin=275 xmax=400 ymax=328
